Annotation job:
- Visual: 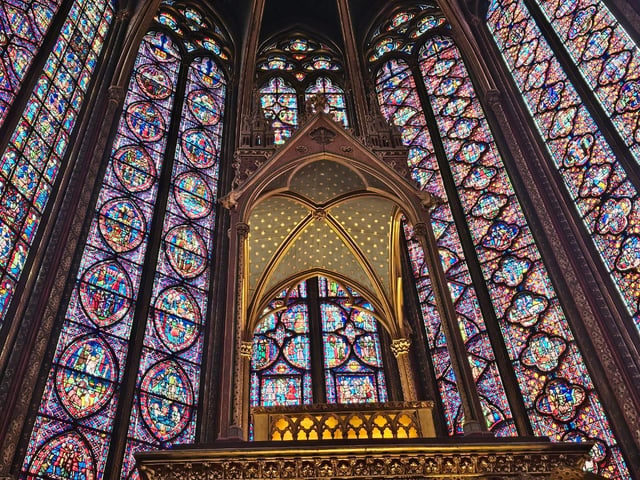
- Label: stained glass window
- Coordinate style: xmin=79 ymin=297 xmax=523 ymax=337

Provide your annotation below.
xmin=369 ymin=5 xmax=629 ymax=477
xmin=0 ymin=0 xmax=114 ymax=327
xmin=375 ymin=56 xmax=516 ymax=437
xmin=22 ymin=3 xmax=230 ymax=478
xmin=251 ymin=282 xmax=313 ymax=407
xmin=486 ymin=0 xmax=640 ymax=348
xmin=530 ymin=0 xmax=640 ymax=161
xmin=259 ymin=77 xmax=298 ymax=145
xmin=0 ymin=0 xmax=63 ymax=127
xmin=305 ymin=77 xmax=349 ymax=127
xmin=319 ymin=277 xmax=387 ymax=404
xmin=257 ymin=34 xmax=348 ymax=143
xmin=250 ymin=277 xmax=387 ymax=408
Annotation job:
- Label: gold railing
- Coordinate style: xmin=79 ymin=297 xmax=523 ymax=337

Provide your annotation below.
xmin=251 ymin=401 xmax=435 ymax=441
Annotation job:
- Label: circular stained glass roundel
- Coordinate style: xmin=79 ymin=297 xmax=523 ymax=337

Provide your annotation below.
xmin=181 ymin=129 xmax=217 ymax=168
xmin=164 ymin=225 xmax=208 ymax=278
xmin=126 ymin=101 xmax=165 ymax=141
xmin=79 ymin=260 xmax=133 ymax=327
xmin=140 ymin=360 xmax=193 ymax=441
xmin=187 ymin=90 xmax=221 ymax=125
xmin=173 ymin=172 xmax=213 ymax=219
xmin=154 ymin=286 xmax=201 ymax=351
xmin=55 ymin=336 xmax=117 ymax=418
xmin=29 ymin=432 xmax=96 ymax=480
xmin=113 ymin=146 xmax=156 ymax=192
xmin=98 ymin=198 xmax=146 ymax=253
xmin=136 ymin=64 xmax=172 ymax=99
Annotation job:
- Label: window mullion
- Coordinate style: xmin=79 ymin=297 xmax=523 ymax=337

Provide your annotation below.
xmin=306 ymin=277 xmax=327 ymax=404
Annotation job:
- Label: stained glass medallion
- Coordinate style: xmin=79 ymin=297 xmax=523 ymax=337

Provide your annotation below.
xmin=0 ymin=0 xmax=114 ymax=326
xmin=113 ymin=146 xmax=157 ymax=193
xmin=163 ymin=224 xmax=208 ymax=278
xmin=55 ymin=336 xmax=118 ymax=418
xmin=139 ymin=360 xmax=194 ymax=441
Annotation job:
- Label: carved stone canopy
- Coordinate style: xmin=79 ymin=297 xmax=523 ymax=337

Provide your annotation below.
xmin=221 ymin=112 xmax=437 ymax=338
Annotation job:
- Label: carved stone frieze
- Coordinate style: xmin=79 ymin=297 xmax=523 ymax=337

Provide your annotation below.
xmin=137 ymin=441 xmax=594 ymax=480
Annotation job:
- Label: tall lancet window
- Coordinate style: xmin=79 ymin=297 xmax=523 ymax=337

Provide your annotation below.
xmin=257 ymin=34 xmax=348 ymax=144
xmin=368 ymin=3 xmax=629 ymax=478
xmin=486 ymin=0 xmax=640 ymax=344
xmin=250 ymin=277 xmax=387 ymax=408
xmin=21 ymin=3 xmax=231 ymax=479
xmin=0 ymin=0 xmax=114 ymax=326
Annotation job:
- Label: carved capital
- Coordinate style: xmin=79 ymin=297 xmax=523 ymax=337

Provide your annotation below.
xmin=239 ymin=341 xmax=253 ymax=357
xmin=413 ymin=222 xmax=428 ymax=238
xmin=108 ymin=85 xmax=125 ymax=103
xmin=236 ymin=223 xmax=250 ymax=238
xmin=485 ymin=89 xmax=501 ymax=107
xmin=417 ymin=191 xmax=441 ymax=210
xmin=115 ymin=9 xmax=131 ymax=21
xmin=391 ymin=338 xmax=411 ymax=357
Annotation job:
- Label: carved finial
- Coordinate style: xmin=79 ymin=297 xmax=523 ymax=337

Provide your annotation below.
xmin=306 ymin=93 xmax=329 ymax=115
xmin=239 ymin=341 xmax=253 ymax=357
xmin=391 ymin=338 xmax=411 ymax=357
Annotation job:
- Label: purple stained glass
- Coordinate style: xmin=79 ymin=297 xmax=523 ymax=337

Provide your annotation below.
xmin=0 ymin=0 xmax=63 ymax=127
xmin=0 ymin=0 xmax=114 ymax=326
xmin=319 ymin=278 xmax=387 ymax=404
xmin=22 ymin=32 xmax=180 ymax=479
xmin=487 ymin=0 xmax=640 ymax=345
xmin=259 ymin=77 xmax=298 ymax=144
xmin=417 ymin=32 xmax=628 ymax=477
xmin=532 ymin=0 xmax=640 ymax=161
xmin=305 ymin=77 xmax=349 ymax=127
xmin=120 ymin=54 xmax=226 ymax=478
xmin=374 ymin=56 xmax=515 ymax=436
xmin=250 ymin=282 xmax=312 ymax=407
